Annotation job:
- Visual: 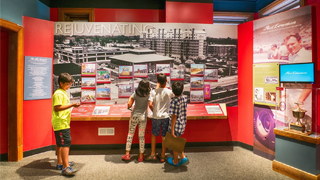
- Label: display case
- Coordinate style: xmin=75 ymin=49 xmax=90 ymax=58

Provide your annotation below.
xmin=274 ymin=87 xmax=320 ymax=138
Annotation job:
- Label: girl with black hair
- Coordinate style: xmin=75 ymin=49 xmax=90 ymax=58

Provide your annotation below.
xmin=122 ymin=79 xmax=151 ymax=162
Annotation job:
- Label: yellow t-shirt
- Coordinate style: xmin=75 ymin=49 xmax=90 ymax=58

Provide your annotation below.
xmin=52 ymin=89 xmax=71 ymax=131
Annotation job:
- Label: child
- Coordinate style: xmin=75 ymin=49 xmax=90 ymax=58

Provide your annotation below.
xmin=167 ymin=81 xmax=188 ymax=166
xmin=122 ymin=79 xmax=151 ymax=162
xmin=52 ymin=73 xmax=80 ymax=176
xmin=147 ymin=73 xmax=174 ymax=162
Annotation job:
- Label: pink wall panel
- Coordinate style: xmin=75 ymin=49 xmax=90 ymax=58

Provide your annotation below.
xmin=166 ymin=2 xmax=213 ymax=24
xmin=0 ymin=30 xmax=9 ymax=154
xmin=237 ymin=21 xmax=254 ymax=146
xmin=23 ymin=16 xmax=54 ymax=151
xmin=95 ymin=9 xmax=165 ymax=22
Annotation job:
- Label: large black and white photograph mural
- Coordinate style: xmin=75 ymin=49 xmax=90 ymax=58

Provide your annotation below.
xmin=53 ymin=22 xmax=238 ymax=105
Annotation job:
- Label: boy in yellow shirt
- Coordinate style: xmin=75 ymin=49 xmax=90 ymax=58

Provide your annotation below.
xmin=52 ymin=73 xmax=80 ymax=176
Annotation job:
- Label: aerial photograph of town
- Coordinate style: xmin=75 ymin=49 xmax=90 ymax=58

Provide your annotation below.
xmin=53 ymin=22 xmax=238 ymax=105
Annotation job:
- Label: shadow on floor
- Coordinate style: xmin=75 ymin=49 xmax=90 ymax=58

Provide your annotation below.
xmin=15 ymin=158 xmax=85 ymax=179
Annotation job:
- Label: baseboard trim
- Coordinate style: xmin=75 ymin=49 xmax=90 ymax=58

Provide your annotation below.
xmin=70 ymin=141 xmax=253 ymax=151
xmin=23 ymin=145 xmax=55 ymax=158
xmin=0 ymin=153 xmax=8 ymax=161
xmin=1 ymin=141 xmax=253 ymax=161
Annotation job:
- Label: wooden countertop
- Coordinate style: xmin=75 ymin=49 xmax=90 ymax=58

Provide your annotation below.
xmin=274 ymin=128 xmax=320 ymax=145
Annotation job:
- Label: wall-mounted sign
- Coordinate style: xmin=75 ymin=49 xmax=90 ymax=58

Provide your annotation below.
xmin=24 ymin=56 xmax=52 ymax=100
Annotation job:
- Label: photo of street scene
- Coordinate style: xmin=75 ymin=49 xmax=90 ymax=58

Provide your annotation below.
xmin=119 ymin=66 xmax=133 ymax=78
xmin=204 ymin=69 xmax=218 ymax=82
xmin=81 ymin=63 xmax=96 ymax=76
xmin=96 ymin=88 xmax=111 ymax=99
xmin=171 ymin=68 xmax=184 ymax=80
xmin=118 ymin=84 xmax=133 ymax=97
xmin=134 ymin=64 xmax=148 ymax=77
xmin=97 ymin=70 xmax=111 ymax=83
xmin=53 ymin=22 xmax=238 ymax=105
xmin=81 ymin=77 xmax=96 ymax=89
xmin=190 ymin=90 xmax=204 ymax=103
xmin=81 ymin=89 xmax=96 ymax=103
xmin=156 ymin=64 xmax=170 ymax=75
xmin=190 ymin=64 xmax=204 ymax=76
xmin=190 ymin=77 xmax=204 ymax=89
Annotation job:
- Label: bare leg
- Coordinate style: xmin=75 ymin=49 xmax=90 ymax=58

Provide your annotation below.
xmin=61 ymin=147 xmax=70 ymax=169
xmin=161 ymin=136 xmax=166 ymax=158
xmin=56 ymin=145 xmax=62 ymax=165
xmin=151 ymin=134 xmax=156 ymax=156
xmin=173 ymin=151 xmax=179 ymax=164
xmin=181 ymin=151 xmax=185 ymax=159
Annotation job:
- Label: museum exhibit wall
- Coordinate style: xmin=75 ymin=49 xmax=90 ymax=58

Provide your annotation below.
xmin=0 ymin=30 xmax=9 ymax=155
xmin=237 ymin=21 xmax=254 ymax=147
xmin=22 ymin=16 xmax=54 ymax=152
xmin=6 ymin=0 xmax=320 ymax=158
xmin=238 ymin=2 xmax=320 ymax=160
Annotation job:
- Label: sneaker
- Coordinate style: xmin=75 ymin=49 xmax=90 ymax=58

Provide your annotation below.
xmin=180 ymin=157 xmax=188 ymax=165
xmin=56 ymin=161 xmax=74 ymax=170
xmin=167 ymin=157 xmax=180 ymax=166
xmin=62 ymin=166 xmax=77 ymax=176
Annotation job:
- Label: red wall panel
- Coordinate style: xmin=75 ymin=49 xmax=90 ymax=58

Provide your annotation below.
xmin=95 ymin=9 xmax=165 ymax=22
xmin=166 ymin=2 xmax=213 ymax=24
xmin=0 ymin=30 xmax=9 ymax=154
xmin=71 ymin=107 xmax=238 ymax=145
xmin=237 ymin=21 xmax=254 ymax=146
xmin=50 ymin=8 xmax=59 ymax=22
xmin=23 ymin=16 xmax=54 ymax=151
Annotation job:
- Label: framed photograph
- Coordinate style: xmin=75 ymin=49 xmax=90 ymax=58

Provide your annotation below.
xmin=166 ymin=77 xmax=171 ymax=89
xmin=190 ymin=90 xmax=204 ymax=103
xmin=171 ymin=68 xmax=184 ymax=80
xmin=156 ymin=64 xmax=170 ymax=75
xmin=254 ymin=87 xmax=264 ymax=102
xmin=81 ymin=77 xmax=96 ymax=89
xmin=92 ymin=106 xmax=110 ymax=115
xmin=119 ymin=65 xmax=133 ymax=78
xmin=81 ymin=89 xmax=96 ymax=104
xmin=204 ymin=84 xmax=211 ymax=100
xmin=265 ymin=91 xmax=276 ymax=103
xmin=134 ymin=82 xmax=139 ymax=91
xmin=190 ymin=77 xmax=204 ymax=90
xmin=190 ymin=64 xmax=204 ymax=76
xmin=81 ymin=63 xmax=96 ymax=76
xmin=134 ymin=64 xmax=148 ymax=77
xmin=204 ymin=69 xmax=218 ymax=82
xmin=96 ymin=87 xmax=111 ymax=100
xmin=96 ymin=70 xmax=111 ymax=83
xmin=118 ymin=84 xmax=133 ymax=98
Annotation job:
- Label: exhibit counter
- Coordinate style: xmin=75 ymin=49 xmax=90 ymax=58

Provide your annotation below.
xmin=273 ymin=128 xmax=320 ymax=180
xmin=71 ymin=103 xmax=227 ymax=121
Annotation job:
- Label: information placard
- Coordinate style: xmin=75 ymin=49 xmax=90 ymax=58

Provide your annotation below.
xmin=24 ymin=56 xmax=52 ymax=100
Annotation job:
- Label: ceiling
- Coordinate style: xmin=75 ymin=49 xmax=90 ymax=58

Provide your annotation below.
xmin=39 ymin=0 xmax=301 ymax=24
xmin=39 ymin=0 xmax=275 ymax=12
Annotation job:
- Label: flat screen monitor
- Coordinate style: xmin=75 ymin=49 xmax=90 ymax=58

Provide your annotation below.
xmin=279 ymin=63 xmax=314 ymax=83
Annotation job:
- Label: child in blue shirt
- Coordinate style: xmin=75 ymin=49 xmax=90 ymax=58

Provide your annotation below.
xmin=167 ymin=81 xmax=188 ymax=166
